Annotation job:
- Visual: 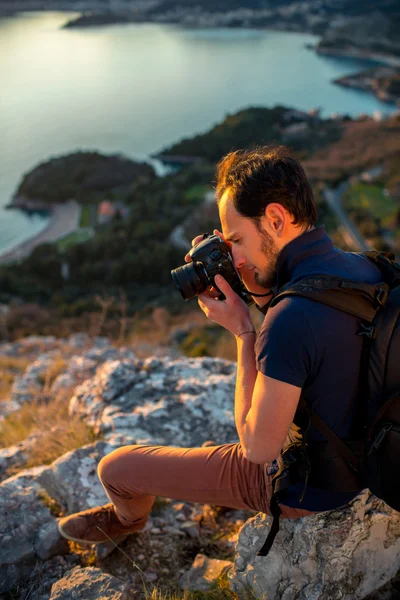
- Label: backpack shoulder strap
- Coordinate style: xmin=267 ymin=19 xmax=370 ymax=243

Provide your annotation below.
xmin=360 ymin=251 xmax=400 ymax=289
xmin=270 ymin=276 xmax=389 ymax=323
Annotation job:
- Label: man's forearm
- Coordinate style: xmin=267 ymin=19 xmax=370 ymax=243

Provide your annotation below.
xmin=234 ymin=331 xmax=258 ymax=450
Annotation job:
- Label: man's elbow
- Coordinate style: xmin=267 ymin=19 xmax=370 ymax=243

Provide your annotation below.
xmin=242 ymin=443 xmax=279 ymax=465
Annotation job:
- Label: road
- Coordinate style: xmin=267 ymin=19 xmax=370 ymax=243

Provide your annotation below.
xmin=323 ymin=183 xmax=370 ymax=251
xmin=169 ymin=190 xmax=216 ymax=251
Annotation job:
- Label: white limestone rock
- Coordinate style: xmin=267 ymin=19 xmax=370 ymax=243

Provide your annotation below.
xmin=69 ymin=355 xmax=238 ymax=447
xmin=0 ymin=429 xmax=42 ymax=482
xmin=33 ymin=440 xmax=120 ymax=514
xmin=0 ymin=475 xmax=68 ymax=595
xmin=229 ymin=489 xmax=400 ymax=600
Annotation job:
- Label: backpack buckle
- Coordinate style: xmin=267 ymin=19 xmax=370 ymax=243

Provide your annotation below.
xmin=375 ymin=287 xmax=388 ymax=308
xmin=358 ymin=324 xmax=376 ymax=339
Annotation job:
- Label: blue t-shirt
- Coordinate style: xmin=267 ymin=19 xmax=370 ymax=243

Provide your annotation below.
xmin=254 ymin=226 xmax=382 ymax=511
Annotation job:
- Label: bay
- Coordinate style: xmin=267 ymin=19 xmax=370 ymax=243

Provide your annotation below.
xmin=0 ymin=11 xmax=397 ymax=253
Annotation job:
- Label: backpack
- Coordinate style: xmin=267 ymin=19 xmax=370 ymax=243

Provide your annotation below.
xmin=256 ymin=250 xmax=400 ymax=557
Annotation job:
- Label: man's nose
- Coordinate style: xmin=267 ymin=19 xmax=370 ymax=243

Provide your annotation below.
xmin=231 ymin=247 xmax=245 ymax=270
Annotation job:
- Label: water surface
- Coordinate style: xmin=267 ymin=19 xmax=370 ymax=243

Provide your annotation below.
xmin=0 ymin=12 xmax=396 ymax=253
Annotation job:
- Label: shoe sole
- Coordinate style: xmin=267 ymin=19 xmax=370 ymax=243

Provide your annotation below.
xmin=57 ymin=520 xmax=128 ymax=545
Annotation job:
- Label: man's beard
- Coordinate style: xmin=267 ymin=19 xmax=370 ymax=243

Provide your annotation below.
xmin=254 ymin=229 xmax=279 ymax=289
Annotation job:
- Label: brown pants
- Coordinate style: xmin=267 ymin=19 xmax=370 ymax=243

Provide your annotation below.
xmin=97 ymin=442 xmax=315 ymax=525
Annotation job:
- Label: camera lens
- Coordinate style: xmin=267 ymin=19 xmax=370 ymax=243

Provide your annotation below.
xmin=171 ymin=262 xmax=210 ymax=300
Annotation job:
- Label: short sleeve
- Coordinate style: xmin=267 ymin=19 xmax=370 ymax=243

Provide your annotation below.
xmin=254 ymin=297 xmax=317 ymax=388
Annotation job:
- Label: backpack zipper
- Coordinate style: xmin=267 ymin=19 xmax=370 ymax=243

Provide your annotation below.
xmin=368 ymin=423 xmax=394 ymax=455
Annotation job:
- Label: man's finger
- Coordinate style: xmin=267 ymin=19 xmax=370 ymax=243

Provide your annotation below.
xmin=185 ymin=234 xmax=207 ymax=262
xmin=191 ymin=235 xmax=204 ymax=247
xmin=214 ymin=275 xmax=232 ymax=297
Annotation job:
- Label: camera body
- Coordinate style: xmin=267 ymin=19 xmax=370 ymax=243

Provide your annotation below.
xmin=171 ymin=234 xmax=254 ymax=305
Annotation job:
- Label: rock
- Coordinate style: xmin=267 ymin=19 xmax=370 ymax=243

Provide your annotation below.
xmin=179 ymin=553 xmax=232 ymax=591
xmin=179 ymin=520 xmax=199 ymax=539
xmin=0 ymin=398 xmax=21 ymax=421
xmin=229 ymin=489 xmax=400 ymax=600
xmin=0 ymin=475 xmax=68 ymax=595
xmin=49 ymin=566 xmax=133 ymax=599
xmin=0 ymin=429 xmax=42 ymax=481
xmin=144 ymin=571 xmax=158 ymax=582
xmin=34 ymin=440 xmax=120 ymax=514
xmin=95 ymin=535 xmax=129 ymax=560
xmin=69 ymin=355 xmax=238 ymax=447
xmin=4 ymin=336 xmax=136 ymax=409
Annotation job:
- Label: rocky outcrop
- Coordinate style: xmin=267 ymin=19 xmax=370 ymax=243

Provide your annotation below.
xmin=0 ymin=334 xmax=136 ymax=424
xmin=229 ymin=489 xmax=400 ymax=600
xmin=0 ymin=473 xmax=69 ymax=594
xmin=0 ymin=338 xmax=239 ymax=596
xmin=68 ymin=355 xmax=237 ymax=447
xmin=9 ymin=335 xmax=135 ymax=410
xmin=33 ymin=441 xmax=120 ymax=515
xmin=0 ymin=429 xmax=43 ymax=479
xmin=1 ymin=335 xmax=399 ymax=598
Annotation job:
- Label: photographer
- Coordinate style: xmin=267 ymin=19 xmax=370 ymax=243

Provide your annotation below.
xmin=58 ymin=145 xmax=380 ymax=549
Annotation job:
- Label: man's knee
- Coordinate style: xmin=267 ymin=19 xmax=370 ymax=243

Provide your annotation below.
xmin=97 ymin=451 xmax=115 ymax=483
xmin=97 ymin=445 xmax=142 ymax=483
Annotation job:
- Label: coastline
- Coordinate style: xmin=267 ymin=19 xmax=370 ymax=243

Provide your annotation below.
xmin=315 ymin=46 xmax=400 ymax=69
xmin=0 ymin=200 xmax=81 ymax=265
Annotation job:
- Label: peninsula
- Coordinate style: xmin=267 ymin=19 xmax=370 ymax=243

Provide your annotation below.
xmin=9 ymin=151 xmax=155 ymax=208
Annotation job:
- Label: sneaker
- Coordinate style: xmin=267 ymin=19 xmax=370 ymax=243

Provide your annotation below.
xmin=57 ymin=503 xmax=146 ymax=544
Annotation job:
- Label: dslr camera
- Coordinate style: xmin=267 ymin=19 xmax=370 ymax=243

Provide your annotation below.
xmin=171 ymin=233 xmax=254 ymax=306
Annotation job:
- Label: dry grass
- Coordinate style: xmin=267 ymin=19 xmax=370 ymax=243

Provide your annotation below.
xmin=140 ymin=571 xmax=264 ymax=600
xmin=37 ymin=489 xmax=64 ymax=518
xmin=0 ymin=356 xmax=31 ymax=402
xmin=0 ymin=356 xmax=32 ymax=370
xmin=37 ymin=357 xmax=66 ymax=389
xmin=0 ymin=387 xmax=98 ymax=473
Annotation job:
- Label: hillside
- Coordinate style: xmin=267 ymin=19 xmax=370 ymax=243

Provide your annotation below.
xmin=0 ymin=108 xmax=399 ymax=342
xmin=154 ymin=106 xmax=343 ymax=164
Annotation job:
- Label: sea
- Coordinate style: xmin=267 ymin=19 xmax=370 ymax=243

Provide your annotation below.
xmin=0 ymin=11 xmax=397 ymax=253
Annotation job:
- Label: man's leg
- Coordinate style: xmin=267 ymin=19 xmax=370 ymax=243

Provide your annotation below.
xmin=58 ymin=442 xmax=314 ymax=543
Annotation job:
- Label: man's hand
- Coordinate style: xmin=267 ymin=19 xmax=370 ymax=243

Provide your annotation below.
xmin=198 ymin=275 xmax=254 ymax=336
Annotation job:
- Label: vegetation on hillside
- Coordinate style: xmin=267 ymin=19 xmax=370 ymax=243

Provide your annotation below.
xmin=1 ymin=107 xmax=399 ymax=342
xmin=15 ymin=151 xmax=156 ymax=204
xmin=157 ymin=106 xmax=343 ymax=163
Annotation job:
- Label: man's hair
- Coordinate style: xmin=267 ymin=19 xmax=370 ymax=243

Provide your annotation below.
xmin=215 ymin=145 xmax=317 ymax=229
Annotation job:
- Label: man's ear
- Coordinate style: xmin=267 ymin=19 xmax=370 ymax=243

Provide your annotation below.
xmin=264 ymin=203 xmax=286 ymax=237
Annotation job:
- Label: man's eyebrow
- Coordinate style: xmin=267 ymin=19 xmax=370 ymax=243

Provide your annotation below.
xmin=224 ymin=232 xmax=239 ymax=242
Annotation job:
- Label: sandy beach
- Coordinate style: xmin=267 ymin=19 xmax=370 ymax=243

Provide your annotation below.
xmin=0 ymin=200 xmax=81 ymax=265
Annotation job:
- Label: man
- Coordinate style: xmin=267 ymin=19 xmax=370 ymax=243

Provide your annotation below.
xmin=58 ymin=145 xmax=380 ymax=545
